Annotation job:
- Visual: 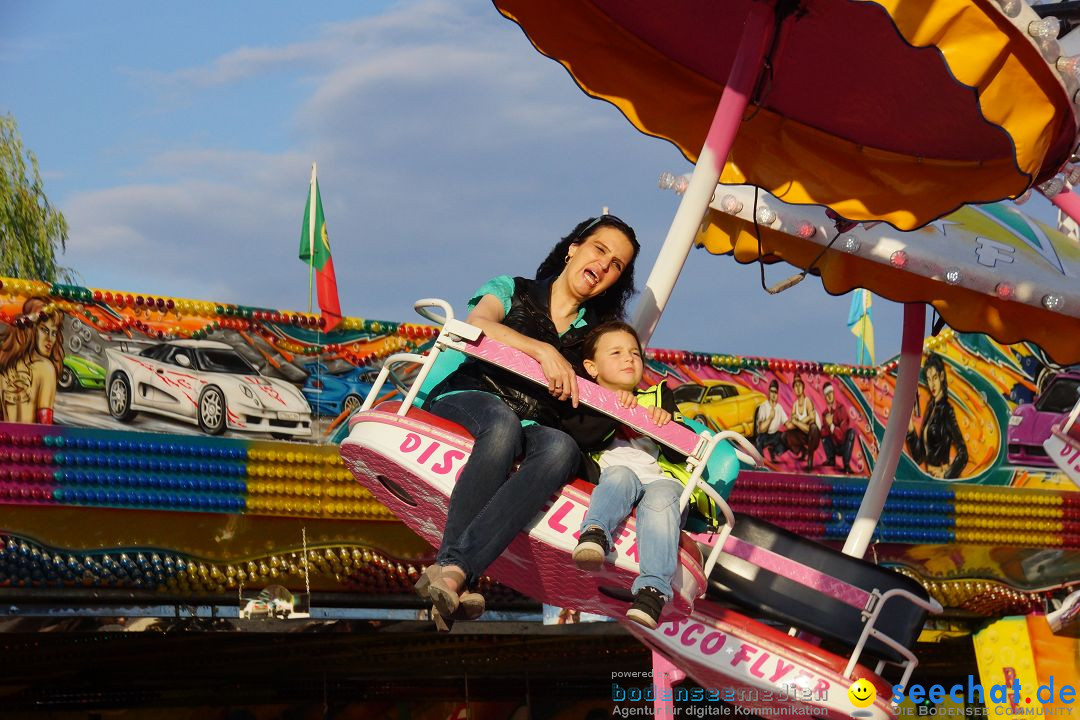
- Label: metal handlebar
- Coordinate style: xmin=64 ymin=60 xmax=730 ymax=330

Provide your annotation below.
xmin=412 ymin=298 xmax=454 ymax=326
xmin=359 ymin=352 xmax=428 ymax=413
xmin=711 ymin=429 xmax=765 ymax=467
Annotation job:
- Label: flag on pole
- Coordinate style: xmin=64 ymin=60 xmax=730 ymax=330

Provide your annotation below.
xmin=298 ymin=163 xmax=342 ymax=332
xmin=847 ymin=289 xmax=875 ymax=365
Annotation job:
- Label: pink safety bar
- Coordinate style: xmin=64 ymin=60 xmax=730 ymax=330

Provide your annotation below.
xmin=449 ymin=333 xmax=704 ymax=458
xmin=720 ymin=535 xmax=873 ymax=610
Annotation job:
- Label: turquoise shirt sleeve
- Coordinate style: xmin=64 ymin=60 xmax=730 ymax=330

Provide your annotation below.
xmin=467 ymin=275 xmax=515 ymax=315
xmin=416 ymin=276 xmax=516 ymax=407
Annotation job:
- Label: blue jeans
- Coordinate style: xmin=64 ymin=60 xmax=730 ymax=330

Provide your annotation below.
xmin=428 ymin=391 xmax=579 ymax=583
xmin=579 ymin=465 xmax=685 ymax=599
xmin=823 ymin=428 xmax=856 ymax=469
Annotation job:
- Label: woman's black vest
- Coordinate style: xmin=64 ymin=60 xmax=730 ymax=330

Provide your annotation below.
xmin=423 ymin=276 xmax=597 ymax=427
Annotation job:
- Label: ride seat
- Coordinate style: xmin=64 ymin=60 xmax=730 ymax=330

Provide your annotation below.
xmin=705 ymin=512 xmax=930 ymax=664
xmin=369 ymin=400 xmax=705 ymax=576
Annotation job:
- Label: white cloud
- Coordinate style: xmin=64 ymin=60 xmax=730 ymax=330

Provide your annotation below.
xmin=57 ymin=0 xmax=907 ymax=362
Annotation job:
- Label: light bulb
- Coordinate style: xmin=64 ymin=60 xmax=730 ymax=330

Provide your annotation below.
xmin=1029 ymin=17 xmax=1061 ymax=41
xmin=720 ymin=194 xmax=744 ymax=214
xmin=795 ymin=221 xmax=817 ymax=239
xmin=997 ymin=0 xmax=1022 ymax=17
xmin=1042 ymin=293 xmax=1064 ymax=311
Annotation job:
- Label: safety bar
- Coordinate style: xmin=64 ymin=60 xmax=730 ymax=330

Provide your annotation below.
xmin=359 ymin=352 xmax=427 ymax=413
xmin=1064 ymin=396 xmax=1080 ymax=439
xmin=843 ymin=588 xmax=943 ymax=696
xmin=680 ymin=430 xmax=762 ymax=579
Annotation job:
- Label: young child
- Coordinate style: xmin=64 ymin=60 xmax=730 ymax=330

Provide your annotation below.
xmin=567 ymin=321 xmax=696 ymax=629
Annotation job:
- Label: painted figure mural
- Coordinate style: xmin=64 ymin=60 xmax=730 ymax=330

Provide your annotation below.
xmin=0 ymin=297 xmax=64 ymax=424
xmin=783 ymin=375 xmax=821 ymax=471
xmin=752 ymin=379 xmax=787 ymax=461
xmin=821 ymin=381 xmax=855 ymax=473
xmin=906 ymin=353 xmax=968 ymax=479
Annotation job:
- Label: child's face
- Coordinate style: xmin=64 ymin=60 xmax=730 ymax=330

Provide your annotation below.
xmin=584 ymin=329 xmax=643 ymax=391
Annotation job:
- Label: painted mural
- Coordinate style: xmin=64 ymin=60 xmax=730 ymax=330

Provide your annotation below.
xmin=0 ymin=278 xmax=428 ymax=444
xmin=2 ymin=275 xmax=1077 ymax=491
xmin=644 ymin=328 xmax=1076 ymax=490
xmin=0 ymin=275 xmax=1077 ymax=616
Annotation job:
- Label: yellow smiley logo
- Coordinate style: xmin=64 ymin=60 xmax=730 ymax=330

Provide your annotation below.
xmin=848 ymin=679 xmax=877 ymax=709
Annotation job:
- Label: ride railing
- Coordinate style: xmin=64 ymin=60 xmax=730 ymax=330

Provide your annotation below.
xmin=1062 ymin=396 xmax=1080 ymax=443
xmin=356 ymin=298 xmax=941 ymax=690
xmin=360 ymin=299 xmax=757 ymax=577
xmin=1047 ymin=394 xmax=1080 ymax=488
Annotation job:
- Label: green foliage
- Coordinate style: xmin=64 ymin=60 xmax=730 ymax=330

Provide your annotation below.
xmin=0 ymin=113 xmax=73 ymax=283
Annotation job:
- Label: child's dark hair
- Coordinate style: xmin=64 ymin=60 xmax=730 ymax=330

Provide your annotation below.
xmin=582 ymin=320 xmax=642 ymax=361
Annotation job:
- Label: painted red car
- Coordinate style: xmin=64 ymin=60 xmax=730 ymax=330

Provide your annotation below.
xmin=1007 ymin=370 xmax=1080 ymax=466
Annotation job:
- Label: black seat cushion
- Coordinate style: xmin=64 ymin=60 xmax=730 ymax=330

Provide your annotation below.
xmin=704 ymin=513 xmax=930 ymax=663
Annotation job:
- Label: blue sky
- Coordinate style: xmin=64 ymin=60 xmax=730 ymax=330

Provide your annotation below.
xmin=1 ymin=0 xmax=1062 ymax=363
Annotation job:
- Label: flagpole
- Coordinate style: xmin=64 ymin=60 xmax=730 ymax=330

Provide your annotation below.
xmin=307 ymin=162 xmax=317 ymax=315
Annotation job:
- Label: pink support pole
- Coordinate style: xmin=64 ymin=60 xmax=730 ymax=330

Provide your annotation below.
xmin=643 ymin=5 xmax=777 ymax=718
xmin=1049 ymin=189 xmax=1080 ymax=225
xmin=652 ymin=650 xmax=686 ymax=717
xmin=633 ymin=1 xmax=777 ymax=345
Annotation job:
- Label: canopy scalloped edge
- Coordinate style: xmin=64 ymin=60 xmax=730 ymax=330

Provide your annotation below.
xmin=693 ymin=188 xmax=1080 ymax=364
xmin=495 ymin=0 xmax=1078 ymax=230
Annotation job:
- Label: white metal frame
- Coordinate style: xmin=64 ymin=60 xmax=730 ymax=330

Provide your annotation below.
xmin=843 ymin=588 xmax=944 ymax=695
xmin=354 ymin=298 xmax=939 ymax=695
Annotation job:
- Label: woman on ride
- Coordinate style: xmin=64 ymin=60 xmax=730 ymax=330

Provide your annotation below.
xmin=416 ymin=215 xmax=640 ymax=626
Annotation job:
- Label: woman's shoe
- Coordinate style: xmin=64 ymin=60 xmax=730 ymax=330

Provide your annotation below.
xmin=431 ymin=590 xmax=486 ymax=632
xmin=428 ymin=566 xmax=467 ymax=618
xmin=414 ymin=564 xmax=443 ymax=600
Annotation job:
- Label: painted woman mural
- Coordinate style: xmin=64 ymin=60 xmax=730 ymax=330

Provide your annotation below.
xmin=0 ymin=297 xmax=64 ymax=424
xmin=906 ymin=353 xmax=968 ymax=479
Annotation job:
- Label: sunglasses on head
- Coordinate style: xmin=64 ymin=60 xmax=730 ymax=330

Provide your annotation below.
xmin=576 ymin=213 xmax=629 ymax=239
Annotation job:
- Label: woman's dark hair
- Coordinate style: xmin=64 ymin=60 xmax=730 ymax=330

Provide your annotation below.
xmin=924 ymin=353 xmax=949 ymax=398
xmin=582 ymin=320 xmax=641 ymax=362
xmin=534 ymin=215 xmax=641 ymax=322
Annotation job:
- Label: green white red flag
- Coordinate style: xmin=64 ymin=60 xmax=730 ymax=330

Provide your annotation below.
xmin=298 ymin=163 xmax=342 ymax=331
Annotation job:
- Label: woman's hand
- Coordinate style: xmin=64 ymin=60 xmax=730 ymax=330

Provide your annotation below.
xmin=533 ymin=342 xmax=579 ymax=406
xmin=466 ymin=299 xmax=581 ymax=407
xmin=646 ymin=406 xmax=672 ymax=427
xmin=616 ymin=390 xmax=638 ymax=409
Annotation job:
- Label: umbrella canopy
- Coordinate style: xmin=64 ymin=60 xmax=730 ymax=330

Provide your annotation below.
xmin=693 ymin=185 xmax=1080 ymax=362
xmin=495 ymin=0 xmax=1079 ymax=230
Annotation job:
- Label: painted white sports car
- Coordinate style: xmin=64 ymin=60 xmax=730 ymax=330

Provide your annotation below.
xmin=104 ymin=340 xmax=313 ymax=438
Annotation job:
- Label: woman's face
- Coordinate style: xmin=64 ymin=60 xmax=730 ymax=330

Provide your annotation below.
xmin=926 ymin=366 xmax=943 ymax=399
xmin=35 ymin=317 xmax=59 ymax=357
xmin=564 ymin=227 xmax=636 ymax=301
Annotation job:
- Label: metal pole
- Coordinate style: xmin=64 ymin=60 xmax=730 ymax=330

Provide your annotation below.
xmin=841 ymin=302 xmax=925 ymax=557
xmin=633 ymin=1 xmax=776 ymax=346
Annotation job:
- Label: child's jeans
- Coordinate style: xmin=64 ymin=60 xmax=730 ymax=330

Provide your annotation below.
xmin=579 ymin=464 xmax=686 ymax=599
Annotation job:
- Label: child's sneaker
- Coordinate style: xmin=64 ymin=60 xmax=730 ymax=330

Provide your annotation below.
xmin=626 ymin=587 xmax=666 ymax=629
xmin=572 ymin=526 xmax=609 ymax=571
